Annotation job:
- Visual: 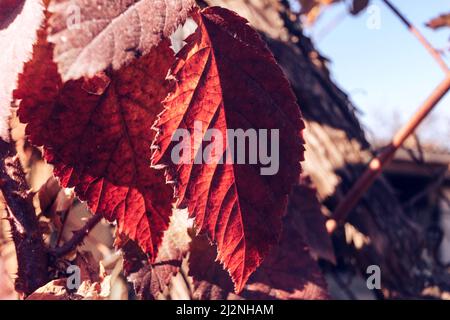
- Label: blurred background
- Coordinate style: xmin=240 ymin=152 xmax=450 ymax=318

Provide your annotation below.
xmin=300 ymin=0 xmax=450 ymax=146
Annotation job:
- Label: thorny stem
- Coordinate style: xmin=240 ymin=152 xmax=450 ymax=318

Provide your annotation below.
xmin=0 ymin=139 xmax=48 ymax=295
xmin=382 ymin=0 xmax=449 ymax=73
xmin=50 ymin=213 xmax=102 ymax=257
xmin=329 ymin=73 xmax=450 ymax=233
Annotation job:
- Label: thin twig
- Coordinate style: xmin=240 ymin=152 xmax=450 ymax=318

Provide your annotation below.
xmin=50 ymin=213 xmax=102 ymax=257
xmin=329 ymin=73 xmax=450 ymax=233
xmin=382 ymin=0 xmax=449 ymax=73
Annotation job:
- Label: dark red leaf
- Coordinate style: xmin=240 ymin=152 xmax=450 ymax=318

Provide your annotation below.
xmin=14 ymin=28 xmax=175 ymax=260
xmin=152 ymin=7 xmax=305 ymax=292
xmin=47 ymin=0 xmax=195 ymax=80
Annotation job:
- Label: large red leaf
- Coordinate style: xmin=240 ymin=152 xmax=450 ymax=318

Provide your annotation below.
xmin=47 ymin=0 xmax=195 ymax=81
xmin=152 ymin=7 xmax=305 ymax=292
xmin=14 ymin=29 xmax=174 ymax=260
xmin=0 ymin=0 xmax=44 ymax=140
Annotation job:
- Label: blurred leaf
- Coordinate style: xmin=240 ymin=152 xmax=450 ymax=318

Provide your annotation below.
xmin=26 ymin=276 xmax=111 ymax=300
xmin=350 ymin=0 xmax=369 ymax=15
xmin=0 ymin=0 xmax=44 ymax=140
xmin=426 ymin=13 xmax=450 ymax=30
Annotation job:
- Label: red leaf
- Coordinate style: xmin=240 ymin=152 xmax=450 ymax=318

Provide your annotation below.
xmin=152 ymin=7 xmax=305 ymax=292
xmin=289 ymin=176 xmax=335 ymax=264
xmin=47 ymin=0 xmax=195 ymax=81
xmin=0 ymin=0 xmax=44 ymax=140
xmin=14 ymin=28 xmax=175 ymax=260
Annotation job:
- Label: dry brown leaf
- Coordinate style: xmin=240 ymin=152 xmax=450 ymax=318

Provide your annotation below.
xmin=26 ymin=277 xmax=111 ymax=300
xmin=126 ymin=209 xmax=192 ymax=299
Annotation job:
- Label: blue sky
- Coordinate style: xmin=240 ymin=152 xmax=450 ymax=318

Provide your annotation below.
xmin=302 ymin=0 xmax=450 ymax=147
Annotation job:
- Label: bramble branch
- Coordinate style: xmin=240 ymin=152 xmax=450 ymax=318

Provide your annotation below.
xmin=382 ymin=0 xmax=449 ymax=73
xmin=0 ymin=139 xmax=48 ymax=295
